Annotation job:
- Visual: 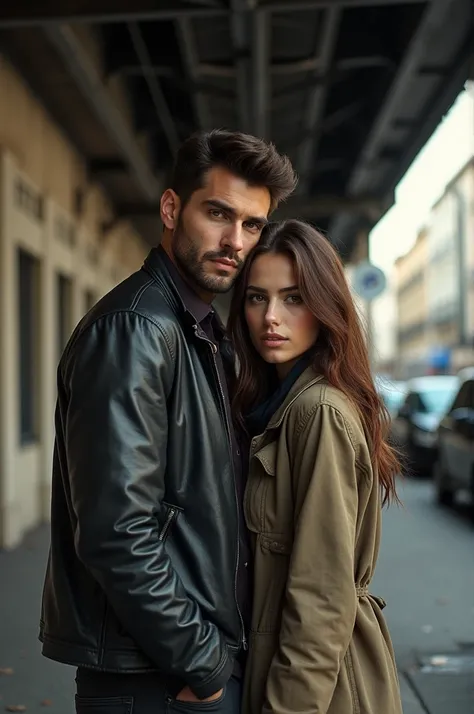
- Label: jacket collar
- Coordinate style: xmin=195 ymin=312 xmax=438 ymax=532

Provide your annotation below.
xmin=251 ymin=366 xmax=325 ymax=455
xmin=143 ymin=247 xmax=189 ymax=319
xmin=142 ymin=247 xmax=231 ymax=347
xmin=157 ymin=247 xmax=212 ymax=325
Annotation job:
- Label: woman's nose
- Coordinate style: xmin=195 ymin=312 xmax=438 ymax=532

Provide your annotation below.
xmin=264 ymin=303 xmax=281 ymax=326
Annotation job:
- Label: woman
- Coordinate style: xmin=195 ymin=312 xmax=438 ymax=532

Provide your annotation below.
xmin=228 ymin=220 xmax=402 ymax=714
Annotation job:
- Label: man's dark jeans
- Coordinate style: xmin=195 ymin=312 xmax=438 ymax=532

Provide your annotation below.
xmin=75 ymin=670 xmax=241 ymax=714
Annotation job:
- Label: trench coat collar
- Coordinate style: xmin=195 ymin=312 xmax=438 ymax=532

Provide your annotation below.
xmin=250 ymin=366 xmax=325 ymax=455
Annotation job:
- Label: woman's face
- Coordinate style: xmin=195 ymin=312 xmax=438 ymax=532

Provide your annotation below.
xmin=244 ymin=252 xmax=320 ymax=379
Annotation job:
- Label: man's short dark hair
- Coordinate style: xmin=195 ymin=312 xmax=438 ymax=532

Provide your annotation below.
xmin=170 ymin=129 xmax=297 ymax=212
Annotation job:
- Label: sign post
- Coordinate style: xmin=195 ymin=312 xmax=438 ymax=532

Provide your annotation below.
xmin=351 ymin=261 xmax=387 ymax=369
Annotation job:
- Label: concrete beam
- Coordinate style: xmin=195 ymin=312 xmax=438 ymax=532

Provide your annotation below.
xmin=0 ymin=0 xmax=426 ymax=28
xmin=297 ymin=7 xmax=342 ymax=191
xmin=175 ymin=17 xmax=212 ymax=130
xmin=0 ymin=1 xmax=228 ymax=27
xmin=230 ymin=0 xmax=251 ymax=132
xmin=128 ymin=22 xmax=180 ymax=156
xmin=43 ymin=24 xmax=160 ymax=203
xmin=252 ymin=9 xmax=271 ymax=138
xmin=344 ymin=0 xmax=466 ymax=196
xmin=276 ymin=195 xmax=389 ymax=221
xmin=265 ymin=0 xmax=425 ymax=10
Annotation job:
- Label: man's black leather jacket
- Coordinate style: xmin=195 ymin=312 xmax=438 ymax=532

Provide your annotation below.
xmin=39 ymin=248 xmax=244 ymax=698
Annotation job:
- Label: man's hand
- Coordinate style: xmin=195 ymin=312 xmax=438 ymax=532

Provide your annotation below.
xmin=176 ymin=686 xmax=224 ymax=703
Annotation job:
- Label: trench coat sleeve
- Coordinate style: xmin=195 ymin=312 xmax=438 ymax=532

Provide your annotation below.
xmin=263 ymin=403 xmax=361 ymax=714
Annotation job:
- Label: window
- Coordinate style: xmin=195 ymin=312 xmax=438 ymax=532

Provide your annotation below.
xmin=450 ymin=381 xmax=474 ymax=412
xmin=57 ymin=273 xmax=73 ymax=361
xmin=419 ymin=387 xmax=458 ymax=415
xmin=18 ymin=249 xmax=40 ymax=444
xmin=407 ymin=392 xmax=423 ymax=412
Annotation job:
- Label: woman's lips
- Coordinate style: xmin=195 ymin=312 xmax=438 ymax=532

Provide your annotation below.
xmin=261 ymin=335 xmax=288 ymax=348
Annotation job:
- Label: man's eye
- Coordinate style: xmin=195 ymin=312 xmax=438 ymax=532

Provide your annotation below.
xmin=245 ymin=222 xmax=263 ymax=233
xmin=209 ymin=209 xmax=224 ymax=218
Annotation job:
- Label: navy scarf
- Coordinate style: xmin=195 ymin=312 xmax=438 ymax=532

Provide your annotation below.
xmin=245 ymin=350 xmax=315 ymax=437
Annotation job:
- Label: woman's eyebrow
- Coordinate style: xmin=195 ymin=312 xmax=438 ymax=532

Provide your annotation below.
xmin=246 ymin=285 xmax=299 ymax=293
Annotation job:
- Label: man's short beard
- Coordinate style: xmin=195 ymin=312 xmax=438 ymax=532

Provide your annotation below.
xmin=172 ymin=217 xmax=243 ymax=294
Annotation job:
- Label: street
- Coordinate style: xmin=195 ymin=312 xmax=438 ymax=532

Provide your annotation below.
xmin=0 ymin=479 xmax=473 ymax=713
xmin=373 ymin=478 xmax=474 ymax=713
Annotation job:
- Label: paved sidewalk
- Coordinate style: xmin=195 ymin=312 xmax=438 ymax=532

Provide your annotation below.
xmin=0 ymin=525 xmax=424 ymax=713
xmin=0 ymin=526 xmax=74 ymax=714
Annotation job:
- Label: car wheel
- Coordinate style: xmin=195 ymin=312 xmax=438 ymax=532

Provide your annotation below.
xmin=434 ymin=460 xmax=454 ymax=507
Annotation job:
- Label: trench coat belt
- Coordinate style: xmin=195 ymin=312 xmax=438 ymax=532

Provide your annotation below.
xmin=356 ymin=585 xmax=387 ymax=610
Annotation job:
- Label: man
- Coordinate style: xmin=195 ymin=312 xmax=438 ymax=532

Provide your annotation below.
xmin=40 ymin=129 xmax=297 ymax=714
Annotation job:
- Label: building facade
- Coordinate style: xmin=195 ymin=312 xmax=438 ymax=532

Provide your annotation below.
xmin=426 ymin=159 xmax=474 ymax=372
xmin=395 ymin=228 xmax=429 ymax=377
xmin=0 ymin=56 xmax=148 ymax=548
xmin=395 ymin=159 xmax=474 ymax=379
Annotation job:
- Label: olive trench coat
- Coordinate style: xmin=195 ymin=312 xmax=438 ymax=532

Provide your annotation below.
xmin=242 ymin=369 xmax=403 ymax=714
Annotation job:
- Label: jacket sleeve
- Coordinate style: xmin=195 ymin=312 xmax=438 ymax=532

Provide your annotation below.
xmin=263 ymin=403 xmax=362 ymax=714
xmin=63 ymin=311 xmax=233 ymax=698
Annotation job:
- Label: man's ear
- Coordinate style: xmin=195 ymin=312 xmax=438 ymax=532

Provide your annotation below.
xmin=160 ymin=189 xmax=181 ymax=230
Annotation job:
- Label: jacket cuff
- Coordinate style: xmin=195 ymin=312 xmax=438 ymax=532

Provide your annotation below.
xmin=190 ymin=652 xmax=234 ymax=699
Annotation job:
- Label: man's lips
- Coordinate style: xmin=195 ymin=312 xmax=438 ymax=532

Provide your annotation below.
xmin=212 ymin=258 xmax=237 ymax=271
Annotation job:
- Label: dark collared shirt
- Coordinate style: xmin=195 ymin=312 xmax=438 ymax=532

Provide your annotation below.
xmin=159 ymin=249 xmax=251 ymax=673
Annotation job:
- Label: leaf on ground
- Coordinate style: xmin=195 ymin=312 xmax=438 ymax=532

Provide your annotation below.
xmin=41 ymin=701 xmax=52 ymax=707
xmin=5 ymin=706 xmax=27 ymax=712
xmin=0 ymin=669 xmax=14 ymax=676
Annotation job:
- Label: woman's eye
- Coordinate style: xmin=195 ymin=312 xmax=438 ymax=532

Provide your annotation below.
xmin=286 ymin=295 xmax=303 ymax=304
xmin=247 ymin=294 xmax=265 ymax=304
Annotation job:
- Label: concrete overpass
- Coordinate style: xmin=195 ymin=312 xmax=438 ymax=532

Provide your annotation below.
xmin=0 ymin=0 xmax=472 ymax=262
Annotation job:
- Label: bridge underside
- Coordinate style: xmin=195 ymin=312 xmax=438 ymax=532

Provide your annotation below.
xmin=0 ymin=0 xmax=471 ymax=260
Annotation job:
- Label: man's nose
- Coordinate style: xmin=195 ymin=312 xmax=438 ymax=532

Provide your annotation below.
xmin=221 ymin=223 xmax=244 ymax=253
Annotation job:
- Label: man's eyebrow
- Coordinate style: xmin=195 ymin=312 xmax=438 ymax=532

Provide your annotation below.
xmin=246 ymin=285 xmax=299 ymax=293
xmin=203 ymin=199 xmax=269 ymax=226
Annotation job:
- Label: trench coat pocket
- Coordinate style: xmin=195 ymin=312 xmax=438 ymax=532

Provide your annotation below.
xmin=252 ymin=535 xmax=291 ymax=634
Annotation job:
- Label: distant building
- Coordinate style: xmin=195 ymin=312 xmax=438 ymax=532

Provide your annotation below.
xmin=395 ymin=158 xmax=474 ymax=378
xmin=425 ymin=158 xmax=474 ymax=371
xmin=395 ymin=227 xmax=429 ymax=377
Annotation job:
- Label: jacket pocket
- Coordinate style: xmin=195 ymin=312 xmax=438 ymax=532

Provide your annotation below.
xmin=252 ymin=535 xmax=291 ymax=634
xmin=158 ymin=503 xmax=181 ymax=542
xmin=75 ymin=696 xmax=134 ymax=714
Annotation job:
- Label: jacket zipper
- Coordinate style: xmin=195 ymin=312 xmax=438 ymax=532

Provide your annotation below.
xmin=158 ymin=506 xmax=178 ymax=542
xmin=193 ymin=324 xmax=247 ymax=652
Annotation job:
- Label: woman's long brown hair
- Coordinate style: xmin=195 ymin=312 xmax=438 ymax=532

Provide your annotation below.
xmin=228 ymin=219 xmax=400 ymax=506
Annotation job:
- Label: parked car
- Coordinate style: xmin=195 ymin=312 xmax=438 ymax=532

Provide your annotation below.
xmin=434 ymin=373 xmax=474 ymax=513
xmin=376 ymin=378 xmax=407 ymax=418
xmin=391 ymin=375 xmax=459 ymax=474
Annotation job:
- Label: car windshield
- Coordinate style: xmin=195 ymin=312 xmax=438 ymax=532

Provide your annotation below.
xmin=382 ymin=390 xmax=405 ymax=411
xmin=419 ymin=387 xmax=456 ymax=414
